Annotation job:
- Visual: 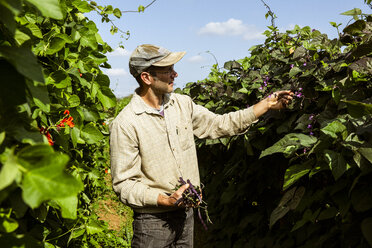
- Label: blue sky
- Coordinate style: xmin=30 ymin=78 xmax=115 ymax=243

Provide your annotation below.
xmin=86 ymin=0 xmax=371 ymax=97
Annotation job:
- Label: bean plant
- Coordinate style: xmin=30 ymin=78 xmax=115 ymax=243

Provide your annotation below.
xmin=178 ymin=5 xmax=372 ymax=248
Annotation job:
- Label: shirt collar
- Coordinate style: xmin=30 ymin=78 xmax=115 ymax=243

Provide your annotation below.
xmin=131 ymin=91 xmax=175 ymax=115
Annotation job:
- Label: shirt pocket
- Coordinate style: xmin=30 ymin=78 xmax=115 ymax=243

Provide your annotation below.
xmin=176 ymin=122 xmax=193 ymax=150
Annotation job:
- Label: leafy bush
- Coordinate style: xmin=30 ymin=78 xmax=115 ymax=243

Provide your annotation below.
xmin=179 ymin=8 xmax=372 ymax=248
xmin=0 ymin=0 xmax=131 ymax=247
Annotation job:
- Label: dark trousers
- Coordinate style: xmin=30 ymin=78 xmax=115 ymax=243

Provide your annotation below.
xmin=131 ymin=208 xmax=194 ymax=248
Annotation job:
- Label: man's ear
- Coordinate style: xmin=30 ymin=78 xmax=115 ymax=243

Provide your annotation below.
xmin=140 ymin=72 xmax=153 ymax=86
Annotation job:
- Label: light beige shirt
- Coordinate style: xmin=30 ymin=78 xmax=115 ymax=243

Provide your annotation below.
xmin=109 ymin=92 xmax=257 ymax=213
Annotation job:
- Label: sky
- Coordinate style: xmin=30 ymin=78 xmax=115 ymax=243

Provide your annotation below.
xmin=86 ymin=0 xmax=371 ymax=98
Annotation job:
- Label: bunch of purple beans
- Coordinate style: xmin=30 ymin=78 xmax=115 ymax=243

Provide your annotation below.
xmin=175 ymin=177 xmax=212 ymax=230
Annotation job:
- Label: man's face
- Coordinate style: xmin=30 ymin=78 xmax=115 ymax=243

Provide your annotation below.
xmin=149 ymin=65 xmax=178 ymax=94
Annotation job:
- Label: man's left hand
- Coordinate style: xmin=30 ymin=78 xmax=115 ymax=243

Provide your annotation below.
xmin=267 ymin=90 xmax=294 ymax=110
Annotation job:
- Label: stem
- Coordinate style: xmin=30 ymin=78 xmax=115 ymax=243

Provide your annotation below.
xmin=121 ymin=0 xmax=158 ymax=13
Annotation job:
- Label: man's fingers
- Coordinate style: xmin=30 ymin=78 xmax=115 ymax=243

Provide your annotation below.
xmin=173 ymin=183 xmax=189 ymax=200
xmin=177 ymin=183 xmax=189 ymax=194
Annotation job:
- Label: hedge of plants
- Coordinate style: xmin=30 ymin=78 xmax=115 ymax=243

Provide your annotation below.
xmin=178 ymin=4 xmax=372 ymax=247
xmin=0 ymin=0 xmax=132 ymax=247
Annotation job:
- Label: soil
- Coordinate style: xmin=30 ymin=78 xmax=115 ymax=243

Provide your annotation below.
xmin=96 ymin=198 xmax=127 ymax=232
xmin=94 ymin=173 xmax=133 ymax=233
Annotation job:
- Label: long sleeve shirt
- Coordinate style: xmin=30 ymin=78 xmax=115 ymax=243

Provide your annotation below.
xmin=109 ymin=92 xmax=257 ymax=213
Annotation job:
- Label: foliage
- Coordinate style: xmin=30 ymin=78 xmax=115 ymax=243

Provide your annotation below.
xmin=179 ymin=7 xmax=372 ymax=248
xmin=0 ymin=0 xmax=133 ymax=247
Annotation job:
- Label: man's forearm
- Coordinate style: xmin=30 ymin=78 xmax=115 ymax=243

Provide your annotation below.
xmin=253 ymin=98 xmax=270 ymax=119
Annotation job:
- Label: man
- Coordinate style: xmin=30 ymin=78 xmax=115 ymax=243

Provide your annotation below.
xmin=109 ymin=44 xmax=293 ymax=247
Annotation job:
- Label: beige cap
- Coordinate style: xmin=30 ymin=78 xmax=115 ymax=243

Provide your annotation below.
xmin=129 ymin=44 xmax=186 ymax=77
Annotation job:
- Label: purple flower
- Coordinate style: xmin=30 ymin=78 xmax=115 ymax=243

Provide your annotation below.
xmin=298 ymin=87 xmax=303 ymax=91
xmin=310 ymin=132 xmax=314 ymax=136
xmin=303 ymin=62 xmax=307 ymax=66
xmin=307 ymin=124 xmax=312 ymax=129
xmin=312 ymin=29 xmax=316 ymax=32
xmin=296 ymin=93 xmax=303 ymax=98
xmin=264 ymin=81 xmax=268 ymax=86
xmin=309 ymin=115 xmax=314 ymax=121
xmin=303 ymin=148 xmax=308 ymax=153
xmin=259 ymin=86 xmax=263 ymax=90
xmin=290 ymin=64 xmax=294 ymax=69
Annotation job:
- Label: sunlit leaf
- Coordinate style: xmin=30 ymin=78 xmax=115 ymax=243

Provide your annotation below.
xmin=25 ymin=0 xmax=63 ymax=19
xmin=324 ymin=150 xmax=350 ymax=180
xmin=283 ymin=160 xmax=314 ymax=190
xmin=260 ymin=133 xmax=317 ymax=158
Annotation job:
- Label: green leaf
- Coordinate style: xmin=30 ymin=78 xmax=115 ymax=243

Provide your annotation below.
xmin=358 ymin=148 xmax=372 ymax=164
xmin=26 ymin=23 xmax=43 ymax=38
xmin=317 ymin=207 xmax=338 ymax=220
xmin=0 ymin=4 xmax=16 ymax=34
xmin=293 ymin=46 xmax=306 ymax=59
xmin=79 ymin=33 xmax=97 ymax=50
xmin=45 ymin=37 xmax=66 ymax=55
xmin=361 ymin=218 xmax=372 ymax=247
xmin=26 ymin=81 xmax=51 ymax=113
xmin=324 ymin=150 xmax=350 ymax=180
xmin=96 ymin=74 xmax=110 ymax=87
xmin=0 ymin=46 xmax=44 ymax=83
xmin=329 ymin=22 xmax=340 ymax=28
xmin=0 ymin=214 xmax=19 ymax=233
xmin=340 ymin=8 xmax=362 ymax=17
xmin=113 ymin=8 xmax=122 ymax=18
xmin=68 ymin=95 xmax=80 ymax=108
xmin=71 ymin=127 xmax=77 ymax=148
xmin=291 ymin=208 xmax=315 ymax=232
xmin=54 ymin=195 xmax=78 ymax=219
xmin=47 ymin=70 xmax=71 ymax=88
xmin=97 ymin=86 xmax=116 ymax=109
xmin=25 ymin=0 xmax=63 ymax=19
xmin=69 ymin=227 xmax=85 ymax=242
xmin=343 ymin=20 xmax=366 ymax=35
xmin=0 ymin=132 xmax=5 ymax=145
xmin=14 ymin=29 xmax=30 ymax=45
xmin=17 ymin=145 xmax=83 ymax=208
xmin=260 ymin=133 xmax=317 ymax=158
xmin=332 ymin=87 xmax=341 ymax=104
xmin=138 ymin=5 xmax=145 ymax=12
xmin=270 ymin=187 xmax=305 ymax=228
xmin=30 ymin=203 xmax=48 ymax=223
xmin=349 ymin=57 xmax=372 ymax=75
xmin=289 ymin=67 xmax=302 ymax=77
xmin=321 ymin=120 xmax=347 ymax=140
xmin=72 ymin=0 xmax=92 ymax=13
xmin=283 ymin=160 xmax=313 ymax=190
xmin=343 ymin=100 xmax=372 ymax=118
xmin=0 ymin=148 xmax=20 ymax=190
xmin=86 ymin=219 xmax=104 ymax=235
xmin=81 ymin=123 xmax=104 ymax=144
xmin=79 ymin=107 xmax=100 ymax=122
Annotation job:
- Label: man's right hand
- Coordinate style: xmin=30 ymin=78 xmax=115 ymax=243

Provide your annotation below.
xmin=157 ymin=183 xmax=190 ymax=207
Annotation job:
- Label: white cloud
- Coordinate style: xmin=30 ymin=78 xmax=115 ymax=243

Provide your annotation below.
xmin=108 ymin=47 xmax=132 ymax=57
xmin=105 ymin=68 xmax=128 ymax=77
xmin=187 ymin=55 xmax=206 ymax=63
xmin=198 ymin=18 xmax=265 ymax=40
